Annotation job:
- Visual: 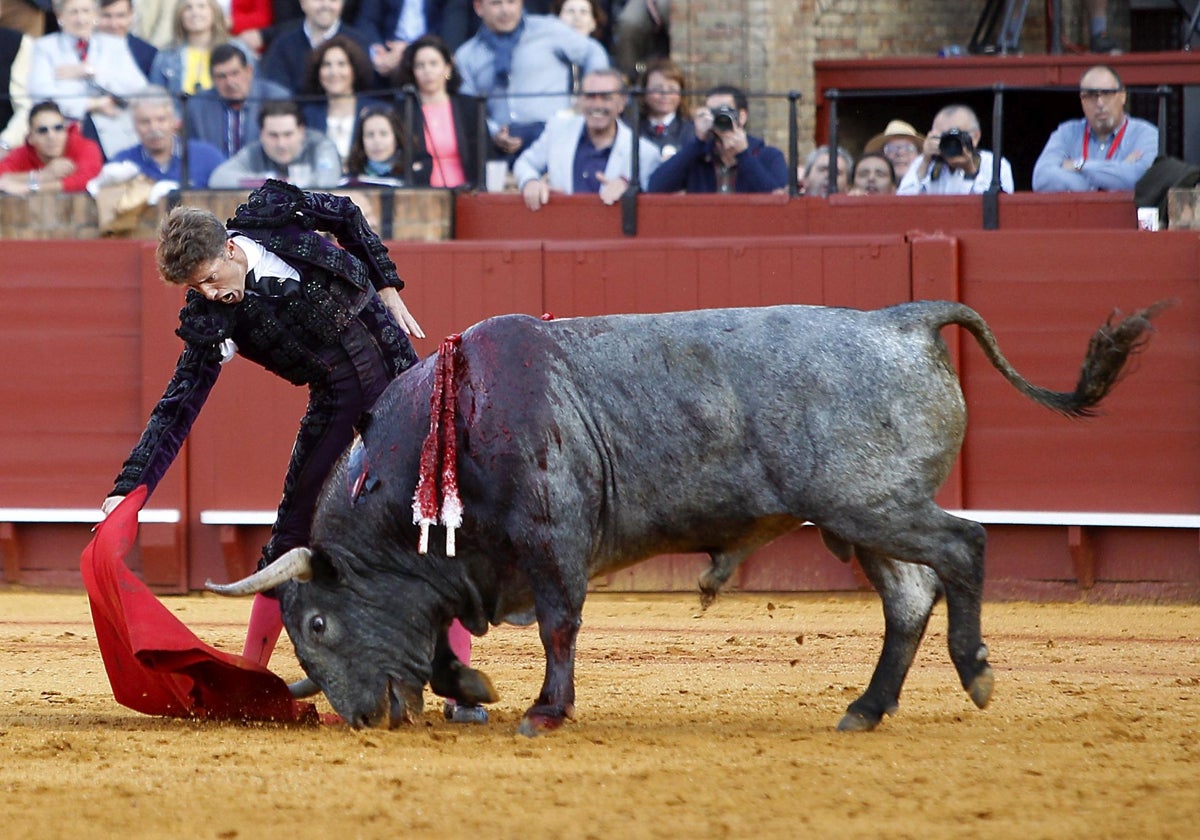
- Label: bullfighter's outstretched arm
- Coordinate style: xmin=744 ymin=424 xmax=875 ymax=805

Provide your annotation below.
xmin=109 ymin=294 xmax=228 ymax=497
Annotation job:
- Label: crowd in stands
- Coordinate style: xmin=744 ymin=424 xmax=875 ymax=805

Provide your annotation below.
xmin=0 ymin=0 xmax=1162 ymax=207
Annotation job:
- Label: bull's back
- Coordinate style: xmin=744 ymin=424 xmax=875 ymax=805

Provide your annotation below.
xmin=457 ymin=305 xmax=967 ymax=566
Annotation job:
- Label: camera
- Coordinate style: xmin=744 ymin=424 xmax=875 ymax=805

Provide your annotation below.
xmin=937 ymin=128 xmax=974 ymax=158
xmin=711 ymin=105 xmax=739 ymax=132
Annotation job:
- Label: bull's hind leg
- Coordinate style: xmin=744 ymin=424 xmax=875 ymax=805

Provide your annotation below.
xmin=838 ymin=549 xmax=941 ymax=732
xmin=891 ymin=509 xmax=991 ymax=710
xmin=829 ymin=506 xmax=993 ymax=715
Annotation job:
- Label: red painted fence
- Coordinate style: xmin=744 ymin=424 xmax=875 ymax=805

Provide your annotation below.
xmin=0 ymin=193 xmax=1196 ymax=600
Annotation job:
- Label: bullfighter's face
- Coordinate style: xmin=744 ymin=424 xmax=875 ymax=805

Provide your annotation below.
xmin=186 ymin=239 xmax=248 ymax=304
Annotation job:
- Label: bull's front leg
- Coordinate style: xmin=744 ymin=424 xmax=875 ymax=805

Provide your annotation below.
xmin=519 ymin=607 xmax=582 ymax=736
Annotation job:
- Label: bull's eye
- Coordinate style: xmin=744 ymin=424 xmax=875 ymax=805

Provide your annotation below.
xmin=309 ymin=615 xmax=326 ymax=636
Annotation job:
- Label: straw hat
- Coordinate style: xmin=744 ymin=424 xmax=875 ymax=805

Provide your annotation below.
xmin=863 ymin=119 xmax=925 ymax=154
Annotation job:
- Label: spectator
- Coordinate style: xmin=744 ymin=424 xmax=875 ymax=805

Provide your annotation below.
xmin=260 ymin=0 xmax=376 ymax=94
xmin=299 ymin=34 xmax=385 ymax=165
xmin=131 ymin=0 xmax=178 ymax=49
xmin=394 ymin=33 xmax=483 ymax=188
xmin=861 ymin=118 xmax=922 ymax=184
xmin=184 ymin=41 xmax=291 ymax=157
xmin=554 ymin=0 xmax=603 ymax=39
xmin=848 ymin=151 xmax=895 ymax=195
xmin=208 ymin=97 xmax=343 ymax=187
xmin=0 ymin=24 xmax=35 ymax=152
xmin=554 ymin=0 xmax=604 ymax=94
xmin=29 ymin=0 xmax=149 ymax=159
xmin=647 ymin=83 xmax=787 ymax=194
xmin=0 ymin=99 xmax=103 ymax=193
xmin=1032 ymin=65 xmax=1157 ymax=193
xmin=0 ymin=0 xmax=51 ymax=38
xmin=513 ymin=66 xmax=660 ymax=211
xmin=799 ymin=145 xmax=852 ymax=197
xmin=613 ymin=0 xmax=668 ymax=81
xmin=108 ymin=85 xmax=226 ymax=187
xmin=897 ymin=103 xmax=1014 ymax=195
xmin=97 ymin=0 xmax=158 ymax=78
xmin=228 ymin=0 xmax=285 ymax=55
xmin=149 ymin=0 xmax=255 ymax=97
xmin=455 ymin=0 xmax=608 ymax=160
xmin=635 ymin=56 xmax=691 ymax=161
xmin=351 ymin=0 xmax=472 ymax=79
xmin=344 ymin=103 xmax=423 ymax=184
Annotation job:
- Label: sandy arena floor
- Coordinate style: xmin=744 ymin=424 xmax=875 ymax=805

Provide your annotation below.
xmin=1 ymin=589 xmax=1197 ymax=839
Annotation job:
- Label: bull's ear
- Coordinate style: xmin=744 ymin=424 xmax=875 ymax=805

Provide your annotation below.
xmin=307 ymin=549 xmax=340 ymax=584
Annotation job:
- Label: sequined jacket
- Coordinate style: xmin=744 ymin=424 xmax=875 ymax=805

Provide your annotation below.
xmin=111 ymin=180 xmax=407 ymax=498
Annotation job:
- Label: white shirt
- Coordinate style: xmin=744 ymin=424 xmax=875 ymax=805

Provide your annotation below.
xmin=896 ymin=150 xmax=1014 ymax=195
xmin=231 ymin=235 xmax=300 ymax=286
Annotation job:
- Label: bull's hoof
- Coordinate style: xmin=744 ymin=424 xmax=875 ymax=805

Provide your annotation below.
xmin=456 ymin=666 xmax=499 ymax=706
xmin=836 ymin=710 xmax=882 ymax=732
xmin=517 ymin=703 xmax=572 ymax=737
xmin=968 ymin=664 xmax=994 ymax=709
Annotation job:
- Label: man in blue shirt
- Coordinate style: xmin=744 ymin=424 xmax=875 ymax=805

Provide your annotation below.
xmin=1032 ymin=65 xmax=1158 ymax=193
xmin=110 ymin=86 xmax=225 ymax=187
xmin=647 ymin=84 xmax=788 ymax=194
xmin=455 ymin=0 xmax=608 ymax=158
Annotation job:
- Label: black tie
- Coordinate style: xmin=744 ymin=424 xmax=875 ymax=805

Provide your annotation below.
xmin=246 ymin=268 xmax=301 ymax=298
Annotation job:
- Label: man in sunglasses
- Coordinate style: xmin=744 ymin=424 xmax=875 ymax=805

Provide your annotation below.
xmin=0 ymin=98 xmax=102 ymax=193
xmin=1032 ymin=64 xmax=1158 ymax=193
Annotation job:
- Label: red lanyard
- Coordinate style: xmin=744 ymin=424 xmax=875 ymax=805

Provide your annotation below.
xmin=1083 ymin=118 xmax=1127 ymax=161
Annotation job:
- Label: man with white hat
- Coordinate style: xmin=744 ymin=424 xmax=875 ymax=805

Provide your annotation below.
xmin=863 ymin=119 xmax=923 ymax=183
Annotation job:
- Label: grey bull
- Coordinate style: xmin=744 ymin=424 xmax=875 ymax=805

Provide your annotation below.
xmin=210 ymin=300 xmax=1163 ymax=734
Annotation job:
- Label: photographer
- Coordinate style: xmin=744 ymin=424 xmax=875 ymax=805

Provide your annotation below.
xmin=897 ymin=104 xmax=1013 ymax=196
xmin=647 ymin=84 xmax=788 ymax=194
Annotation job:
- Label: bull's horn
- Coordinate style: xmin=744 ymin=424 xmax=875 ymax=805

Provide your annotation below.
xmin=288 ymin=677 xmax=322 ymax=699
xmin=205 ymin=547 xmax=314 ymax=596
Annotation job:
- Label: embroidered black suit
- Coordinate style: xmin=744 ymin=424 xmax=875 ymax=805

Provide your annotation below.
xmin=111 ymin=180 xmax=418 ymax=566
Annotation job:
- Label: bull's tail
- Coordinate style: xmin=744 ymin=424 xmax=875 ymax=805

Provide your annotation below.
xmin=931 ymin=299 xmax=1171 ymax=418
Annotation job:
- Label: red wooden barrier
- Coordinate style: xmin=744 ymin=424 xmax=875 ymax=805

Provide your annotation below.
xmin=0 ymin=200 xmax=1195 ymax=600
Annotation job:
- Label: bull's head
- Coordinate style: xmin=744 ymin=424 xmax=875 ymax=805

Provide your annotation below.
xmin=207 ymin=547 xmax=440 ymax=728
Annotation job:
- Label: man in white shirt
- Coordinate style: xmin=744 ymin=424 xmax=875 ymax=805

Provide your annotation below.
xmin=897 ymin=103 xmax=1014 ymax=196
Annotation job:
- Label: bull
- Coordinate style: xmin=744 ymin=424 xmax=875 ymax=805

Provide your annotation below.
xmin=209 ymin=301 xmax=1163 ymax=735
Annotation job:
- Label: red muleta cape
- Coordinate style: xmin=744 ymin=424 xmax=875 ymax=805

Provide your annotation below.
xmin=80 ymin=486 xmax=317 ymax=723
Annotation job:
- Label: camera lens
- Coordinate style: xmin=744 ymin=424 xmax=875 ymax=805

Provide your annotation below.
xmin=938 ymin=130 xmax=966 ymax=158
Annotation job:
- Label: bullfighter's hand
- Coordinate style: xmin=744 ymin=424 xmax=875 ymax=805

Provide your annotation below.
xmin=522 ymin=178 xmax=550 ymax=211
xmin=100 ymin=495 xmax=125 ymax=518
xmin=378 ymin=286 xmax=425 ymax=339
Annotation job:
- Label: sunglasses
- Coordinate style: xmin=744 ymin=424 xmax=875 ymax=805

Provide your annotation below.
xmin=33 ymin=123 xmax=67 ymax=135
xmin=1080 ymin=88 xmax=1121 ymax=103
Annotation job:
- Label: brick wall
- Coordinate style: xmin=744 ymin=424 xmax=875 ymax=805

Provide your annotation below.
xmin=666 ymin=0 xmax=1140 ymax=158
